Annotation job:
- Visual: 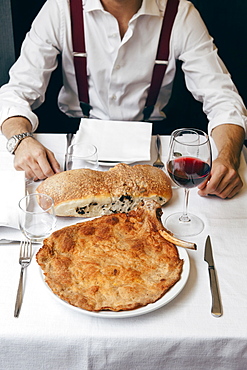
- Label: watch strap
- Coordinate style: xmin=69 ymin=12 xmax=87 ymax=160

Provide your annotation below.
xmin=15 ymin=132 xmax=34 ymax=141
xmin=7 ymin=132 xmax=34 ymax=154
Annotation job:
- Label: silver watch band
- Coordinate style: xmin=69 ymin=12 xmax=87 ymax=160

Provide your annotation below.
xmin=16 ymin=132 xmax=34 ymax=141
xmin=6 ymin=132 xmax=34 ymax=154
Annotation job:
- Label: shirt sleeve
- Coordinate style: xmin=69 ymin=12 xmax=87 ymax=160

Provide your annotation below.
xmin=0 ymin=0 xmax=63 ymax=131
xmin=173 ymin=1 xmax=247 ymax=137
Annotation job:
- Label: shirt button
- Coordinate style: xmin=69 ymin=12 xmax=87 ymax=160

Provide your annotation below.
xmin=109 ymin=33 xmax=118 ymax=38
xmin=111 ymin=94 xmax=117 ymax=101
xmin=115 ymin=65 xmax=120 ymax=70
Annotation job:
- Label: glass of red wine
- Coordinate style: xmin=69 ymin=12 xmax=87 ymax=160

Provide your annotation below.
xmin=165 ymin=128 xmax=212 ymax=237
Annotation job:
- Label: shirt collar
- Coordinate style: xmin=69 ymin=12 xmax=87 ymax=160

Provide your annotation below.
xmin=138 ymin=0 xmax=163 ymax=16
xmin=84 ymin=0 xmax=163 ymax=16
xmin=84 ymin=0 xmax=104 ymax=12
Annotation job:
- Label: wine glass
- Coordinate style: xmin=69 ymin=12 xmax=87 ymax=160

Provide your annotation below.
xmin=165 ymin=129 xmax=183 ymax=189
xmin=18 ymin=193 xmax=56 ymax=243
xmin=165 ymin=128 xmax=212 ymax=237
xmin=66 ymin=143 xmax=98 ymax=170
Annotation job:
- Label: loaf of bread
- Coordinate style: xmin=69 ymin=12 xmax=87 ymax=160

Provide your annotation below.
xmin=36 ymin=163 xmax=172 ymax=218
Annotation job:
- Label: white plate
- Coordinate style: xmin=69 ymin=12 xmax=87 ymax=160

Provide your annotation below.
xmin=98 ymin=160 xmax=133 ymax=167
xmin=40 ymin=246 xmax=190 ymax=318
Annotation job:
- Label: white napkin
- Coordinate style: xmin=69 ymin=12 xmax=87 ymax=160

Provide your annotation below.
xmin=0 ymin=170 xmax=26 ymax=242
xmin=74 ymin=119 xmax=152 ymax=162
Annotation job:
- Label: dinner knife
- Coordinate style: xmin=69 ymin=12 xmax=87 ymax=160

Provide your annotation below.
xmin=204 ymin=235 xmax=222 ymax=317
xmin=64 ymin=133 xmax=74 ymax=171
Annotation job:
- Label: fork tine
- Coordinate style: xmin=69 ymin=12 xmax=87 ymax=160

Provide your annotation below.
xmin=27 ymin=240 xmax=32 ymax=258
xmin=28 ymin=241 xmax=32 ymax=259
xmin=19 ymin=239 xmax=32 ymax=263
xmin=23 ymin=240 xmax=28 ymax=258
xmin=19 ymin=240 xmax=25 ymax=258
xmin=24 ymin=240 xmax=32 ymax=257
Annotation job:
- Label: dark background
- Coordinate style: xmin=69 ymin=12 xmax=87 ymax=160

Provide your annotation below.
xmin=1 ymin=0 xmax=247 ymax=134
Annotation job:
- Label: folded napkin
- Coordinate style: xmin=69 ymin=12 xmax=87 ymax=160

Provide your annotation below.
xmin=74 ymin=119 xmax=152 ymax=162
xmin=0 ymin=150 xmax=15 ymax=170
xmin=0 ymin=227 xmax=25 ymax=243
xmin=0 ymin=170 xmax=26 ymax=242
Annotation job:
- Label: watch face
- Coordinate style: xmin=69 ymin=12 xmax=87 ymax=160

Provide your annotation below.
xmin=7 ymin=136 xmax=18 ymax=153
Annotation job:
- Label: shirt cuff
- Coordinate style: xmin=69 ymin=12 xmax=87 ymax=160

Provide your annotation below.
xmin=208 ymin=112 xmax=247 ymax=139
xmin=0 ymin=107 xmax=39 ymax=132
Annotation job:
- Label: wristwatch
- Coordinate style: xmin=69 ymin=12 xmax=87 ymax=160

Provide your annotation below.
xmin=6 ymin=132 xmax=34 ymax=154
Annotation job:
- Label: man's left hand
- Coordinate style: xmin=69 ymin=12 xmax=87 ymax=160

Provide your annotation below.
xmin=198 ymin=157 xmax=243 ymax=199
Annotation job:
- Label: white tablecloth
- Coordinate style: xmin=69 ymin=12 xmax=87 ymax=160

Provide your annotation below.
xmin=0 ymin=134 xmax=247 ymax=370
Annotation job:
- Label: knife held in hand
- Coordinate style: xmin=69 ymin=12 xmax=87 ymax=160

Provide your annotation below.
xmin=204 ymin=235 xmax=222 ymax=317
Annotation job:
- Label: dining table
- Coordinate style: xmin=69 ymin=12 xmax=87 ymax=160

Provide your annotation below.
xmin=0 ymin=132 xmax=247 ymax=370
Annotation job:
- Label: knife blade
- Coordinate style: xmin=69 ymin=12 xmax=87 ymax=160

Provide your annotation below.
xmin=204 ymin=235 xmax=222 ymax=317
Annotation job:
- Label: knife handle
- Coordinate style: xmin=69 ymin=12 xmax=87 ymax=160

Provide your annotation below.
xmin=208 ymin=267 xmax=222 ymax=317
xmin=64 ymin=133 xmax=73 ymax=171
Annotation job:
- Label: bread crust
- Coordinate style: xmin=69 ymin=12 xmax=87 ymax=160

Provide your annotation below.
xmin=36 ymin=200 xmax=183 ymax=312
xmin=36 ymin=164 xmax=172 ymax=217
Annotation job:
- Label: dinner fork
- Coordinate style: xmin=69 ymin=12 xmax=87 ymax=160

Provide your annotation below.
xmin=153 ymin=134 xmax=165 ymax=169
xmin=64 ymin=133 xmax=74 ymax=171
xmin=14 ymin=240 xmax=32 ymax=317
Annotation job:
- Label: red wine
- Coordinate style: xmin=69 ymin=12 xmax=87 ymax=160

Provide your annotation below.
xmin=168 ymin=157 xmax=211 ymax=188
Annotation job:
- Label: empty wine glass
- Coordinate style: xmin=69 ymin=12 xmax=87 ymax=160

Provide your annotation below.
xmin=165 ymin=128 xmax=212 ymax=237
xmin=18 ymin=193 xmax=56 ymax=243
xmin=66 ymin=143 xmax=98 ymax=170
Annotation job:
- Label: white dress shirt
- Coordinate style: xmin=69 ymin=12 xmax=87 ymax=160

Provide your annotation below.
xmin=0 ymin=0 xmax=246 ymax=135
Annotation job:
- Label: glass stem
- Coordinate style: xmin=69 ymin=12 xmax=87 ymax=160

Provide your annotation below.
xmin=179 ymin=188 xmax=191 ymax=223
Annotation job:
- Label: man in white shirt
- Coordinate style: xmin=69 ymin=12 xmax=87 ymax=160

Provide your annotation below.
xmin=0 ymin=0 xmax=246 ymax=198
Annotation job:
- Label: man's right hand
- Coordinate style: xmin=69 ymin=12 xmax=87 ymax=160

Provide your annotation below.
xmin=1 ymin=116 xmax=61 ymax=180
xmin=14 ymin=136 xmax=61 ymax=180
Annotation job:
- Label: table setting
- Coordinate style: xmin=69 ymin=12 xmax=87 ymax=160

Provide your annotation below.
xmin=0 ymin=129 xmax=247 ymax=370
xmin=0 ymin=170 xmax=26 ymax=243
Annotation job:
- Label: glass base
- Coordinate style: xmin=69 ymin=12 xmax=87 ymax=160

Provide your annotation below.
xmin=165 ymin=212 xmax=204 ymax=238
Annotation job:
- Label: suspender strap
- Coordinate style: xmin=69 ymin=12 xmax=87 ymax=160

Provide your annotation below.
xmin=143 ymin=0 xmax=179 ymax=121
xmin=70 ymin=0 xmax=92 ymax=117
xmin=70 ymin=0 xmax=179 ymax=120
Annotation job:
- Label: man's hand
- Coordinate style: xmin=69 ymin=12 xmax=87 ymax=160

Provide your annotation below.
xmin=198 ymin=124 xmax=245 ymax=199
xmin=1 ymin=116 xmax=60 ymax=180
xmin=14 ymin=137 xmax=61 ymax=180
xmin=198 ymin=157 xmax=243 ymax=199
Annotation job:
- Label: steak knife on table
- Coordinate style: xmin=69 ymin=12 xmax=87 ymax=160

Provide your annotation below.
xmin=204 ymin=235 xmax=222 ymax=317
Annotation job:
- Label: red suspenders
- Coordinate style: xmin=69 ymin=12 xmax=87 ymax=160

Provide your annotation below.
xmin=70 ymin=0 xmax=179 ymax=120
xmin=143 ymin=0 xmax=179 ymax=120
xmin=70 ymin=0 xmax=91 ymax=117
